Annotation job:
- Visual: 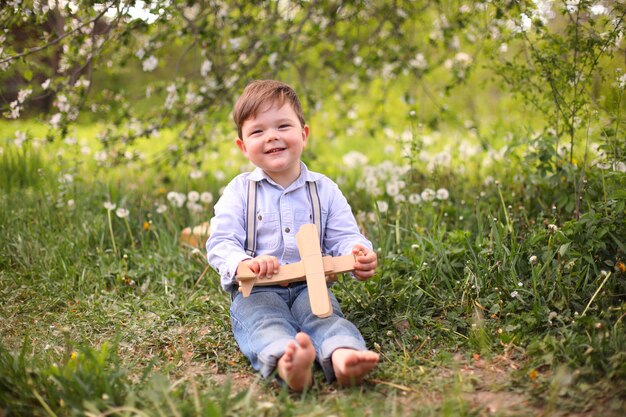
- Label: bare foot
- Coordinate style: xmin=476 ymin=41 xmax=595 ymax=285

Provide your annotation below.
xmin=332 ymin=348 xmax=379 ymax=386
xmin=277 ymin=333 xmax=316 ymax=391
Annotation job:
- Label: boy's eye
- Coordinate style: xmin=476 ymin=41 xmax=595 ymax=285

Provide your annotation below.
xmin=249 ymin=130 xmax=262 ymax=135
xmin=279 ymin=124 xmax=291 ymax=129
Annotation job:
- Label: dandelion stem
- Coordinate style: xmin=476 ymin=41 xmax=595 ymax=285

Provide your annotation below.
xmin=107 ymin=210 xmax=118 ymax=255
xmin=124 ymin=218 xmax=135 ymax=249
xmin=581 ymin=272 xmax=612 ymax=318
xmin=496 ymin=185 xmax=513 ymax=238
xmin=32 ymin=389 xmax=59 ymax=417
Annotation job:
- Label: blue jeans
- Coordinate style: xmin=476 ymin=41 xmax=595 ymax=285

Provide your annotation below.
xmin=230 ymin=281 xmax=367 ymax=382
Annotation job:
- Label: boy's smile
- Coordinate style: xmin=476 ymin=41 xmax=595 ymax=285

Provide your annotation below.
xmin=236 ymin=102 xmax=309 ymax=188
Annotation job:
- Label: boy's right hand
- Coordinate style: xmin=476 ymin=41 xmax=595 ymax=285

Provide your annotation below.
xmin=241 ymin=255 xmax=280 ymax=279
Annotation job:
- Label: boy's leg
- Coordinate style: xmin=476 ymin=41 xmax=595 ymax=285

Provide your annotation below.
xmin=230 ymin=287 xmax=315 ymax=390
xmin=291 ymin=286 xmax=379 ymax=384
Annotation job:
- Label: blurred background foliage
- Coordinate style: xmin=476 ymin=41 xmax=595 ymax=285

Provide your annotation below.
xmin=2 ymin=1 xmax=624 ymax=169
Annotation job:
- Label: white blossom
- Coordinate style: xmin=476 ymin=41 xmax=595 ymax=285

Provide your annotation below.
xmin=104 ymin=201 xmax=116 ymax=211
xmin=142 ymin=55 xmax=158 ymax=72
xmin=520 ymin=13 xmax=532 ymax=33
xmin=64 ymin=136 xmax=77 ymax=146
xmin=617 ymin=73 xmax=626 ymax=90
xmin=409 ymin=53 xmax=428 ymax=70
xmin=164 ymin=84 xmax=177 ymax=110
xmin=8 ymin=101 xmax=21 ymax=119
xmin=268 ymin=52 xmax=278 ymax=69
xmin=565 ymin=0 xmax=579 ymax=13
xmin=201 ymin=59 xmax=213 ymax=77
xmin=376 ymin=200 xmax=389 ymax=213
xmin=590 ymin=4 xmax=608 ymax=16
xmin=156 ymin=204 xmax=168 ymax=214
xmin=94 ymin=151 xmax=108 ymax=163
xmin=50 ymin=113 xmax=62 ymax=128
xmin=17 ymin=88 xmax=32 ymax=103
xmin=532 ymin=0 xmax=555 ymax=24
xmin=529 ymin=255 xmax=538 ymax=265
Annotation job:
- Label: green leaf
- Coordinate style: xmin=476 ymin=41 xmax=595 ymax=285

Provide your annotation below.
xmin=23 ymin=69 xmax=33 ymax=81
xmin=558 ymin=243 xmax=570 ymax=257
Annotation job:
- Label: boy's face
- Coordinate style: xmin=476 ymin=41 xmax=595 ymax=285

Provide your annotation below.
xmin=236 ymin=102 xmax=309 ymax=187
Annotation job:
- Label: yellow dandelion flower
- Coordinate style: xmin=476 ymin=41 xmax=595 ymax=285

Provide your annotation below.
xmin=143 ymin=221 xmax=151 ymax=231
xmin=70 ymin=352 xmax=78 ymax=360
xmin=528 ymin=369 xmax=538 ymax=381
xmin=616 ymin=261 xmax=625 ymax=273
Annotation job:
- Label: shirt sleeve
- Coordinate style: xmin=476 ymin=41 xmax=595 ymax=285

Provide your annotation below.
xmin=322 ymin=179 xmax=373 ymax=257
xmin=206 ymin=176 xmax=252 ymax=291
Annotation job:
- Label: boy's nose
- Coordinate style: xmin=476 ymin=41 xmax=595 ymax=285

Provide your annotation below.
xmin=266 ymin=129 xmax=281 ymax=140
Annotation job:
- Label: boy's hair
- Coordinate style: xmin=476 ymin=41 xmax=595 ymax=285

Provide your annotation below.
xmin=233 ymin=80 xmax=306 ymax=139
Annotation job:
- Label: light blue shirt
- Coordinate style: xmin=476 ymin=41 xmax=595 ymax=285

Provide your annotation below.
xmin=207 ymin=162 xmax=372 ymax=291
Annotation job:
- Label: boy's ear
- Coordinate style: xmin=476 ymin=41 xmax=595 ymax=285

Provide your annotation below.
xmin=236 ymin=137 xmax=246 ymax=153
xmin=302 ymin=125 xmax=310 ymax=144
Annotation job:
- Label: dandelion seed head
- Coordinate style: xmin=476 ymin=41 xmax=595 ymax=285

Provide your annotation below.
xmin=436 ymin=188 xmax=449 ymax=200
xmin=421 ymin=188 xmax=436 ymax=202
xmin=104 ymin=201 xmax=116 ymax=211
xmin=187 ymin=191 xmax=200 ymax=203
xmin=115 ymin=207 xmax=129 ymax=218
xmin=409 ymin=193 xmax=422 ymax=205
xmin=200 ymin=192 xmax=214 ymax=204
xmin=189 ymin=170 xmax=203 ymax=179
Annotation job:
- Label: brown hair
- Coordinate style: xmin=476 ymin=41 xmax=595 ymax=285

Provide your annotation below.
xmin=233 ymin=80 xmax=306 ymax=139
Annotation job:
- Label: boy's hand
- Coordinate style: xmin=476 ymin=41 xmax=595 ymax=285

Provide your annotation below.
xmin=352 ymin=244 xmax=377 ymax=281
xmin=241 ymin=255 xmax=280 ymax=279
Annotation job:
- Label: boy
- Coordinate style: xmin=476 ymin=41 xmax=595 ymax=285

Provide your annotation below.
xmin=207 ymin=80 xmax=379 ymax=391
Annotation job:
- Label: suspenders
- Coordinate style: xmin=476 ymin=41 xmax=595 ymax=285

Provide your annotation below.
xmin=244 ymin=180 xmax=322 ymax=258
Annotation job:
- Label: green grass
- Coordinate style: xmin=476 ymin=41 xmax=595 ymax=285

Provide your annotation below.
xmin=1 ymin=116 xmax=626 ymax=416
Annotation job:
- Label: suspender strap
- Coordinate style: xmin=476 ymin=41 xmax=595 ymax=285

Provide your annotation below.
xmin=306 ymin=181 xmax=323 ymax=248
xmin=245 ymin=179 xmax=322 ymax=257
xmin=244 ymin=179 xmax=258 ymax=257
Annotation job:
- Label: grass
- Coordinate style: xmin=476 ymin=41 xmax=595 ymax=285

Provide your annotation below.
xmin=1 ymin=115 xmax=626 ymax=416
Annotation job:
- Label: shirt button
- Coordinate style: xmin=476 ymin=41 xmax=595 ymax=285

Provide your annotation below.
xmin=257 ymin=215 xmax=262 ymax=221
xmin=285 ymin=227 xmax=290 ymax=233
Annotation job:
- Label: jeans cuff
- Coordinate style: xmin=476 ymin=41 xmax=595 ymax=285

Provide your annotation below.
xmin=319 ymin=335 xmax=367 ymax=383
xmin=257 ymin=337 xmax=293 ymax=378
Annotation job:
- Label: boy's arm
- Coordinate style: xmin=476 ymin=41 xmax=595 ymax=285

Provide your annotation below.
xmin=206 ymin=178 xmax=252 ymax=290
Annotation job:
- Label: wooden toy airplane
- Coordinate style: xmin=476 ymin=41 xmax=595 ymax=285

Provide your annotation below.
xmin=235 ymin=224 xmax=357 ymax=318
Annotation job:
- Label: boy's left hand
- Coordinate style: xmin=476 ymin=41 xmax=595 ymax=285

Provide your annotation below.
xmin=352 ymin=244 xmax=377 ymax=281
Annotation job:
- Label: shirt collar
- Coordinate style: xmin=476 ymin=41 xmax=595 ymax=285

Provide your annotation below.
xmin=248 ymin=162 xmax=323 ymax=187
